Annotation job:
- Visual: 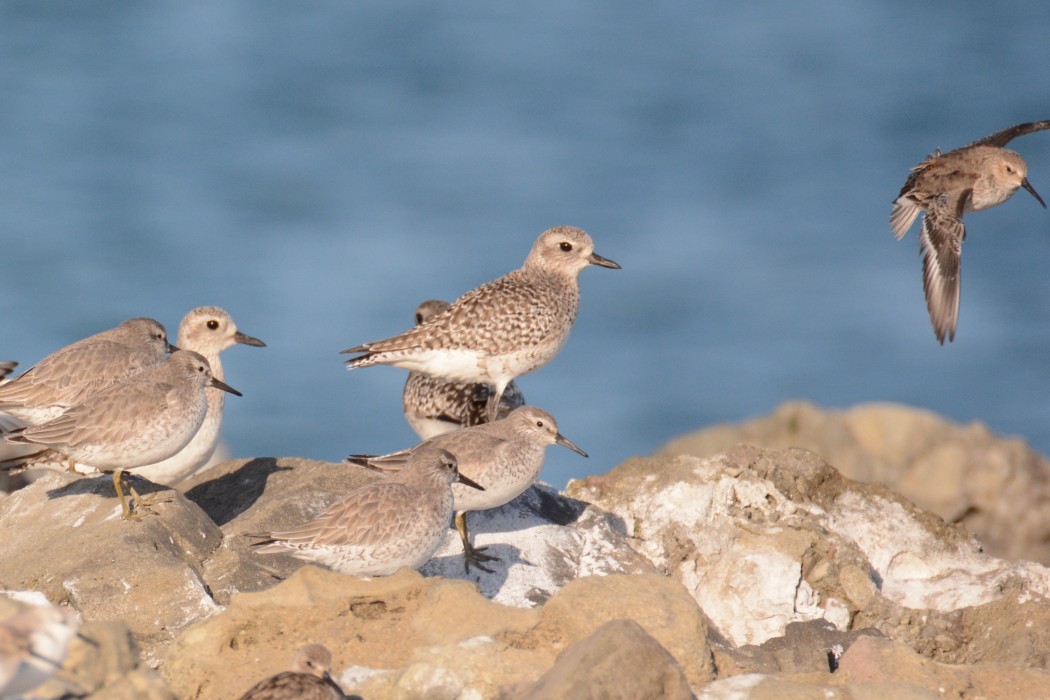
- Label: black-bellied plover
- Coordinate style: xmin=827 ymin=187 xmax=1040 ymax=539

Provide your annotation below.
xmin=342 ymin=226 xmax=619 ymax=420
xmin=251 ymin=447 xmax=483 ymax=577
xmin=237 ymin=644 xmax=345 ymax=700
xmin=891 ymin=120 xmax=1050 ymax=343
xmin=136 ymin=307 xmax=265 ymax=485
xmin=0 ymin=317 xmax=174 ymax=424
xmin=402 ymin=300 xmax=526 ymax=439
xmin=0 ymin=603 xmax=80 ymax=698
xmin=4 ymin=350 xmax=241 ymax=518
xmin=346 ymin=405 xmax=586 ymax=573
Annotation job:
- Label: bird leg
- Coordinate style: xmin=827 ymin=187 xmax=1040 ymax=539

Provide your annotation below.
xmin=456 ymin=511 xmax=498 ymax=574
xmin=484 ymin=383 xmax=506 ymax=423
xmin=113 ymin=469 xmax=161 ymax=520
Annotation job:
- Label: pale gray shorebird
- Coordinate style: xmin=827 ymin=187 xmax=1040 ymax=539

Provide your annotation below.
xmin=891 ymin=120 xmax=1050 ymax=343
xmin=238 ymin=644 xmax=345 ymax=700
xmin=0 ymin=604 xmax=80 ymax=697
xmin=342 ymin=226 xmax=620 ymax=421
xmin=136 ymin=307 xmax=265 ymax=485
xmin=251 ymin=447 xmax=484 ymax=577
xmin=4 ymin=350 xmax=241 ymax=518
xmin=346 ymin=405 xmax=586 ymax=574
xmin=402 ymin=299 xmax=526 ymax=440
xmin=0 ymin=317 xmax=174 ymax=425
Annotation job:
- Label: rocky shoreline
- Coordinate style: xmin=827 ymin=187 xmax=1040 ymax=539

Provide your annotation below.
xmin=3 ymin=401 xmax=1050 ymax=698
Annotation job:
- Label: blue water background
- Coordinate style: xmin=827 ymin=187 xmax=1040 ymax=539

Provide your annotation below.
xmin=3 ymin=2 xmax=1050 ymax=488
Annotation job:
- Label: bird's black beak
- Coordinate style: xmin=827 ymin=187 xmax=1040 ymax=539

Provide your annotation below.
xmin=588 ymin=252 xmax=621 ymax=269
xmin=457 ymin=473 xmax=485 ymax=491
xmin=1022 ymin=177 xmax=1047 ymax=208
xmin=235 ymin=331 xmax=267 ymax=347
xmin=210 ymin=378 xmax=243 ymax=396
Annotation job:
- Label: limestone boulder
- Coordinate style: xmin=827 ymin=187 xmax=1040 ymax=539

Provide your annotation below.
xmin=566 ymin=444 xmax=1050 ymax=672
xmin=659 ymin=401 xmax=1050 ymax=564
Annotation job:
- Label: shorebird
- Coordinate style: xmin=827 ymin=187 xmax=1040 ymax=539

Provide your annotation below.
xmin=251 ymin=447 xmax=483 ymax=577
xmin=342 ymin=226 xmax=619 ymax=421
xmin=891 ymin=120 xmax=1050 ymax=343
xmin=4 ymin=350 xmax=241 ymax=518
xmin=346 ymin=405 xmax=586 ymax=574
xmin=0 ymin=317 xmax=174 ymax=424
xmin=136 ymin=307 xmax=264 ymax=485
xmin=237 ymin=644 xmax=345 ymax=700
xmin=402 ymin=299 xmax=526 ymax=440
xmin=0 ymin=603 xmax=80 ymax=697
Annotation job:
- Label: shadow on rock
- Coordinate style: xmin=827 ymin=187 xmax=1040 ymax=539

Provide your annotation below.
xmin=184 ymin=457 xmax=290 ymax=525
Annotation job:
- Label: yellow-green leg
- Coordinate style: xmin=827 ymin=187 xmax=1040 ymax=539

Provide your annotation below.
xmin=112 ymin=469 xmax=134 ymax=519
xmin=455 ymin=511 xmax=498 ymax=574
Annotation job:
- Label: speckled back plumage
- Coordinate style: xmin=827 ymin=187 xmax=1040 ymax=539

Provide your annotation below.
xmin=0 ymin=318 xmax=171 ymax=424
xmin=343 ymin=226 xmax=619 ymax=387
xmin=402 ymin=300 xmax=526 ymax=440
xmin=252 ymin=447 xmax=466 ymax=576
xmin=238 ymin=644 xmax=345 ymax=700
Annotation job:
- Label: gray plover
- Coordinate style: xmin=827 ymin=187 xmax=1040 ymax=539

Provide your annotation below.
xmin=0 ymin=317 xmax=174 ymax=424
xmin=0 ymin=603 xmax=80 ymax=697
xmin=237 ymin=644 xmax=345 ymax=700
xmin=402 ymin=300 xmax=526 ymax=439
xmin=342 ymin=226 xmax=619 ymax=421
xmin=891 ymin=120 xmax=1050 ymax=343
xmin=346 ymin=405 xmax=586 ymax=573
xmin=251 ymin=447 xmax=483 ymax=577
xmin=136 ymin=307 xmax=264 ymax=485
xmin=5 ymin=349 xmax=241 ymax=518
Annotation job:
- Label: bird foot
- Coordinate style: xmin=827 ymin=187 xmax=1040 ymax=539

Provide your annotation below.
xmin=462 ymin=543 xmax=500 ymax=574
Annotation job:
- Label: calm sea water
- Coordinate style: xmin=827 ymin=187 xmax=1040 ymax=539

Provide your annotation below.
xmin=3 ymin=2 xmax=1050 ymax=488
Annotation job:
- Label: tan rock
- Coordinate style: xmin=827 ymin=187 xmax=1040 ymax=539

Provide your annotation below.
xmin=657 ymin=401 xmax=1050 ymax=564
xmin=0 ymin=471 xmax=222 ymax=664
xmin=526 ymin=574 xmax=715 ymax=688
xmin=518 ymin=618 xmax=693 ymax=700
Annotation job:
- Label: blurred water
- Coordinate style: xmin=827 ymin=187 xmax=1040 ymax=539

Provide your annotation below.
xmin=3 ymin=2 xmax=1050 ymax=488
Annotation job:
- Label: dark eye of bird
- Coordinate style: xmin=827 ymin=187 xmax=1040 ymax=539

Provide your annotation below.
xmin=415 ymin=313 xmax=424 ymax=324
xmin=560 ymin=242 xmax=572 ymax=252
xmin=536 ymin=421 xmax=544 ymax=428
xmin=207 ymin=320 xmax=219 ymax=330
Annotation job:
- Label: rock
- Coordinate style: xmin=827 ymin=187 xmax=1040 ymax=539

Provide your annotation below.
xmin=0 ymin=471 xmax=222 ymax=665
xmin=658 ymin=401 xmax=1050 ymax=564
xmin=517 ymin=618 xmax=693 ymax=700
xmin=419 ymin=482 xmax=660 ymax=607
xmin=527 ymin=573 xmax=715 ymax=689
xmin=566 ymin=444 xmax=1050 ymax=672
xmin=162 ymin=566 xmax=714 ymax=698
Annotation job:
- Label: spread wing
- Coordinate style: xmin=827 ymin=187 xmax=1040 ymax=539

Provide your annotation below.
xmin=969 ymin=120 xmax=1050 ymax=148
xmin=919 ymin=190 xmax=969 ymax=344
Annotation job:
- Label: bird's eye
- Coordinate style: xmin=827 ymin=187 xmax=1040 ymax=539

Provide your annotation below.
xmin=1006 ymin=165 xmax=1014 ymax=173
xmin=415 ymin=313 xmax=424 ymax=324
xmin=536 ymin=421 xmax=544 ymax=428
xmin=207 ymin=320 xmax=219 ymax=330
xmin=559 ymin=242 xmax=573 ymax=252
